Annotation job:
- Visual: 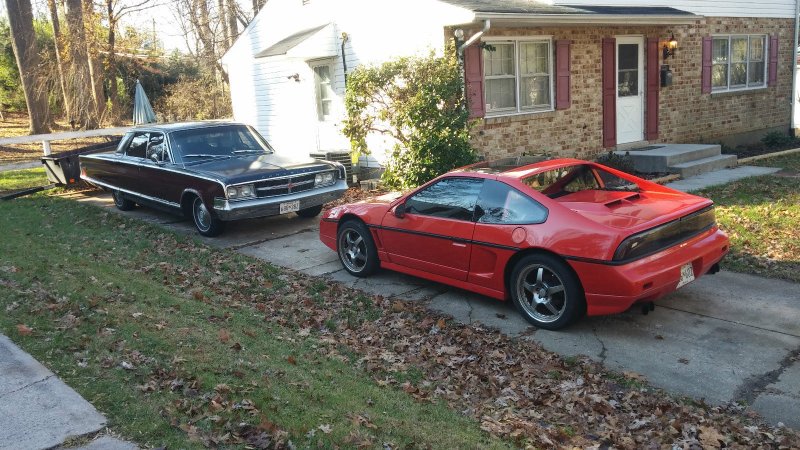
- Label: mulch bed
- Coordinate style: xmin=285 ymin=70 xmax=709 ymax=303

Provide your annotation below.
xmin=723 ymin=141 xmax=800 ymax=159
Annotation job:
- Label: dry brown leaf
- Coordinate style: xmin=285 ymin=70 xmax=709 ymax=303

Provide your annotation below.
xmin=218 ymin=328 xmax=231 ymax=343
xmin=16 ymin=324 xmax=32 ymax=336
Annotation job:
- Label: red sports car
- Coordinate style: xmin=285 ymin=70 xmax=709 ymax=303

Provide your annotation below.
xmin=319 ymin=158 xmax=729 ymax=330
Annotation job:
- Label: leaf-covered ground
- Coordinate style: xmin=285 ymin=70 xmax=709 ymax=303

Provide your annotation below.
xmin=698 ymin=152 xmax=800 ymax=283
xmin=2 ymin=195 xmax=798 ymax=448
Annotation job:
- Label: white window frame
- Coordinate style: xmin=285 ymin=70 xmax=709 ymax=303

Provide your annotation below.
xmin=310 ymin=60 xmax=335 ymax=122
xmin=482 ymin=37 xmax=554 ymax=117
xmin=711 ymin=34 xmax=768 ymax=93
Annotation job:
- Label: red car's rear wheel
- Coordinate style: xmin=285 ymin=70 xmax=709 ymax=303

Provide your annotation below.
xmin=337 ymin=220 xmax=378 ymax=277
xmin=510 ymin=254 xmax=584 ymax=330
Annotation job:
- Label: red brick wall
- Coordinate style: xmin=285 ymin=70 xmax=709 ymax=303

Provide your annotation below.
xmin=468 ymin=18 xmax=794 ymax=161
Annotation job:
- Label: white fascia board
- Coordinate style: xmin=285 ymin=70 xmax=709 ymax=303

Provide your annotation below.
xmin=472 ymin=13 xmax=700 ymax=26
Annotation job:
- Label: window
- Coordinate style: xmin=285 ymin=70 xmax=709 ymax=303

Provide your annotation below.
xmin=125 ymin=132 xmax=149 ymax=158
xmin=711 ymin=35 xmax=767 ymax=91
xmin=476 ymin=180 xmax=547 ymax=224
xmin=523 ymin=164 xmax=640 ymax=199
xmin=483 ymin=38 xmax=552 ymax=115
xmin=405 ymin=177 xmax=484 ymax=221
xmin=312 ymin=63 xmax=335 ymax=121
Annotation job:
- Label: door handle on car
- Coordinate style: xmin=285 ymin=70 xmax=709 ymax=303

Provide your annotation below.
xmin=452 ymin=241 xmax=467 ymax=248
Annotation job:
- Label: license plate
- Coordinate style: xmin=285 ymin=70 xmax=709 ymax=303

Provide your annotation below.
xmin=279 ymin=200 xmax=300 ymax=214
xmin=676 ymin=263 xmax=695 ymax=289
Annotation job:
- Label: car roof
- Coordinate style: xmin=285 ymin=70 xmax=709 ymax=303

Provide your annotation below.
xmin=457 ymin=157 xmax=590 ymax=179
xmin=130 ymin=121 xmax=244 ymax=133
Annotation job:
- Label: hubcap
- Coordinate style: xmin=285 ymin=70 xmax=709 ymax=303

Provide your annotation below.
xmin=339 ymin=229 xmax=367 ymax=272
xmin=517 ymin=265 xmax=567 ymax=323
xmin=194 ymin=199 xmax=210 ymax=231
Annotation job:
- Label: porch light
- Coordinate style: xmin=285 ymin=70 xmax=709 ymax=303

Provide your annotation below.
xmin=663 ymin=33 xmax=678 ymax=59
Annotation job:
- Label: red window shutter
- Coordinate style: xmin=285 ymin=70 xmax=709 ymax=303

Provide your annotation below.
xmin=602 ymin=37 xmax=616 ymax=148
xmin=646 ymin=37 xmax=659 ymax=141
xmin=464 ymin=44 xmax=485 ymax=118
xmin=701 ymin=36 xmax=712 ymax=94
xmin=768 ymin=34 xmax=779 ymax=87
xmin=555 ymin=40 xmax=571 ymax=110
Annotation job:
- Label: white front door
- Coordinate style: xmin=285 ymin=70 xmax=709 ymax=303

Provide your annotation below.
xmin=310 ymin=61 xmax=348 ymax=151
xmin=616 ymin=37 xmax=644 ymax=144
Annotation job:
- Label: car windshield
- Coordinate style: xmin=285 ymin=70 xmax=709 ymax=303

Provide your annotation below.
xmin=522 ymin=164 xmax=639 ymax=198
xmin=169 ymin=124 xmax=274 ymax=162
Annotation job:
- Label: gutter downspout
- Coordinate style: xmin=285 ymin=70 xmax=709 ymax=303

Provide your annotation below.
xmin=458 ymin=19 xmax=491 ymax=54
xmin=791 ymin=0 xmax=800 ymax=134
xmin=341 ymin=32 xmax=349 ymax=86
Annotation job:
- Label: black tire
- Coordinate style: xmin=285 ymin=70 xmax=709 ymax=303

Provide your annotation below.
xmin=191 ymin=196 xmax=225 ymax=237
xmin=296 ymin=204 xmax=323 ymax=218
xmin=337 ymin=220 xmax=379 ymax=277
xmin=111 ymin=190 xmax=135 ymax=211
xmin=509 ymin=253 xmax=584 ymax=330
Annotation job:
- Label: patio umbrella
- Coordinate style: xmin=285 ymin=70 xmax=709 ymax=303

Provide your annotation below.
xmin=133 ymin=79 xmax=157 ymax=125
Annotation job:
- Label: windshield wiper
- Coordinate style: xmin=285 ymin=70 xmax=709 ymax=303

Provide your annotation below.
xmin=232 ymin=149 xmax=266 ymax=154
xmin=183 ymin=154 xmax=230 ymax=159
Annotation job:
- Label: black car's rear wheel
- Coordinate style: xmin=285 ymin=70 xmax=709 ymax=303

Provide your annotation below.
xmin=510 ymin=254 xmax=584 ymax=330
xmin=112 ymin=190 xmax=135 ymax=211
xmin=337 ymin=220 xmax=378 ymax=277
xmin=192 ymin=196 xmax=225 ymax=237
xmin=296 ymin=204 xmax=323 ymax=218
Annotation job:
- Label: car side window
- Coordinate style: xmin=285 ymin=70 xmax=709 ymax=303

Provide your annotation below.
xmin=405 ymin=177 xmax=484 ymax=221
xmin=476 ymin=179 xmax=548 ymax=225
xmin=145 ymin=133 xmax=169 ymax=163
xmin=125 ymin=132 xmax=149 ymax=159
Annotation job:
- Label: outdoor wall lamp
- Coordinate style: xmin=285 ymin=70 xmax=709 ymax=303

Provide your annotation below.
xmin=663 ymin=33 xmax=678 ymax=59
xmin=287 ymin=73 xmax=300 ymax=82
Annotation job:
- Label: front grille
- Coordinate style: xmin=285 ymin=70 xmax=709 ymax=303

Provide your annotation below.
xmin=254 ymin=173 xmax=316 ymax=198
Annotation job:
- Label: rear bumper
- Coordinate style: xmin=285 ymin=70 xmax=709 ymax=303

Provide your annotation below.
xmin=568 ymin=227 xmax=730 ymax=316
xmin=212 ymin=181 xmax=347 ymax=221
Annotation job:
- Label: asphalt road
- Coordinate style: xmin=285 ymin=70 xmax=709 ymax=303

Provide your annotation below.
xmin=65 ymin=190 xmax=800 ymax=429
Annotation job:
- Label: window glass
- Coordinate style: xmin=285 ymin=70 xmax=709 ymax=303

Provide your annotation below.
xmin=476 ymin=179 xmax=547 ymax=224
xmin=313 ymin=64 xmax=334 ymax=121
xmin=169 ymin=125 xmax=273 ymax=162
xmin=617 ymin=44 xmax=639 ymax=97
xmin=126 ymin=132 xmax=149 ymax=158
xmin=711 ymin=35 xmax=767 ymax=91
xmin=483 ymin=39 xmax=552 ymax=114
xmin=405 ymin=177 xmax=484 ymax=221
xmin=523 ymin=165 xmax=601 ymax=198
xmin=145 ymin=133 xmax=169 ymax=162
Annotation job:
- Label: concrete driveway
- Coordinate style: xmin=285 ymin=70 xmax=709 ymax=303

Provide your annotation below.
xmin=68 ymin=190 xmax=800 ymax=429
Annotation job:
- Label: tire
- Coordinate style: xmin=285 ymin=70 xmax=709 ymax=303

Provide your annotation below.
xmin=337 ymin=220 xmax=379 ymax=277
xmin=296 ymin=204 xmax=323 ymax=218
xmin=191 ymin=196 xmax=225 ymax=237
xmin=509 ymin=253 xmax=584 ymax=330
xmin=111 ymin=190 xmax=135 ymax=211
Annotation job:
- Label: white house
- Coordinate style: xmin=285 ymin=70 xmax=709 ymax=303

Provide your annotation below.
xmin=221 ymin=0 xmax=798 ymax=163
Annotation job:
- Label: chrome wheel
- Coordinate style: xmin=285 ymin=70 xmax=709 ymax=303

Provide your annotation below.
xmin=515 ymin=264 xmax=567 ymax=324
xmin=339 ymin=229 xmax=368 ymax=273
xmin=193 ymin=197 xmax=211 ymax=232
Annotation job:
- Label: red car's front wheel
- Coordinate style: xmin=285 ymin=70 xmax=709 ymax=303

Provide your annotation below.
xmin=337 ymin=220 xmax=379 ymax=277
xmin=510 ymin=254 xmax=584 ymax=330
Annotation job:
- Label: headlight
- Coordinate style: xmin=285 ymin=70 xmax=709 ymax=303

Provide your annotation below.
xmin=226 ymin=184 xmax=255 ymax=199
xmin=314 ymin=171 xmax=336 ymax=186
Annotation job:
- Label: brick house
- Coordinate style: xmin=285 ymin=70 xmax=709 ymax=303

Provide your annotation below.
xmin=221 ymin=0 xmax=798 ymax=163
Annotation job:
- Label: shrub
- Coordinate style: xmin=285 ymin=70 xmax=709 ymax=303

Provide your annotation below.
xmin=343 ymin=48 xmax=476 ymax=189
xmin=761 ymin=131 xmax=793 ymax=149
xmin=156 ymin=75 xmax=231 ymax=122
xmin=596 ymin=151 xmax=635 ymax=174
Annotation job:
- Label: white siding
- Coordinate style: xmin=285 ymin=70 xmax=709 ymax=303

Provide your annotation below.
xmin=554 ymin=0 xmax=797 ymax=18
xmin=221 ymin=0 xmax=473 ymax=161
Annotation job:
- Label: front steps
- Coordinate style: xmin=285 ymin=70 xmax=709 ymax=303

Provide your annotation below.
xmin=613 ymin=144 xmax=737 ymax=177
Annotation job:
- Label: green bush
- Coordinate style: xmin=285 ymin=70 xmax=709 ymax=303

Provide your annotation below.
xmin=596 ymin=151 xmax=635 ymax=174
xmin=761 ymin=131 xmax=793 ymax=149
xmin=343 ymin=48 xmax=476 ymax=189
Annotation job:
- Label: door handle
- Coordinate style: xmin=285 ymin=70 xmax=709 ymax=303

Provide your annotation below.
xmin=452 ymin=242 xmax=467 ymax=248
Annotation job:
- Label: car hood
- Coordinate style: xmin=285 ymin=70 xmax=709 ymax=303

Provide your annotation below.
xmin=324 ymin=192 xmax=402 ymax=221
xmin=555 ymin=190 xmax=711 ymax=230
xmin=185 ymin=153 xmax=335 ymax=184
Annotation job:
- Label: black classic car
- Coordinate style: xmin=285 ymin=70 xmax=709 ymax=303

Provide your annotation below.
xmin=79 ymin=122 xmax=348 ymax=236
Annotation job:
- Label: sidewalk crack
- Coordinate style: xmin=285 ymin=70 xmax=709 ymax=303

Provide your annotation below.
xmin=0 ymin=374 xmax=55 ymax=399
xmin=733 ymin=346 xmax=800 ymax=405
xmin=593 ymin=328 xmax=608 ymax=363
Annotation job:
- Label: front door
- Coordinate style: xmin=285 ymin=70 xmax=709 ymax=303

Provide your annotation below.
xmin=616 ymin=37 xmax=644 ymax=144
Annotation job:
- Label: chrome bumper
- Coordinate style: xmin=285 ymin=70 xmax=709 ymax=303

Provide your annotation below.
xmin=212 ymin=180 xmax=347 ymax=221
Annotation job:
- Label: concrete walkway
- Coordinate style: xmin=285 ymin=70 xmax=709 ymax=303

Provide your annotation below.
xmin=2 ymin=162 xmax=798 ymax=448
xmin=0 ymin=160 xmax=40 ymax=172
xmin=665 ymin=165 xmax=781 ymax=192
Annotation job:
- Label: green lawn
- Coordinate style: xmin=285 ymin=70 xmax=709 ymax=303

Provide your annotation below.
xmin=0 ymin=196 xmax=509 ymax=449
xmin=698 ymin=152 xmax=800 ymax=282
xmin=0 ymin=167 xmax=48 ymax=192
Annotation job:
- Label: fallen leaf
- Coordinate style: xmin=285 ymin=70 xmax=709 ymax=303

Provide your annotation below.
xmin=318 ymin=424 xmax=332 ymax=434
xmin=218 ymin=329 xmax=231 ymax=343
xmin=678 ymin=358 xmax=690 ymax=364
xmin=287 ymin=355 xmax=297 ymax=365
xmin=16 ymin=324 xmax=32 ymax=336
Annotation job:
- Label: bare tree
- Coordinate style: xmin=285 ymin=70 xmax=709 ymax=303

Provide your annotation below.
xmin=226 ymin=0 xmax=238 ymax=47
xmin=47 ymin=0 xmax=71 ymax=122
xmin=65 ymin=0 xmax=99 ymax=128
xmin=4 ymin=0 xmax=50 ymax=133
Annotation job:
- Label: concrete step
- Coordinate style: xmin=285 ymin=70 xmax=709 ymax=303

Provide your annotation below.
xmin=614 ymin=144 xmax=722 ymax=173
xmin=668 ymin=154 xmax=738 ymax=178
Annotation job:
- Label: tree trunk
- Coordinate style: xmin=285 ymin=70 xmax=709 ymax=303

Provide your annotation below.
xmin=85 ymin=0 xmax=106 ymax=122
xmin=47 ymin=0 xmax=71 ymax=123
xmin=226 ymin=0 xmax=238 ymax=47
xmin=218 ymin=0 xmax=230 ymax=49
xmin=65 ymin=0 xmax=98 ymax=128
xmin=4 ymin=0 xmax=50 ymax=134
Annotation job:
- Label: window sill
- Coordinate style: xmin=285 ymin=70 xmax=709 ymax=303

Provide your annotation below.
xmin=482 ymin=108 xmax=556 ymax=124
xmin=710 ymin=86 xmax=768 ymax=98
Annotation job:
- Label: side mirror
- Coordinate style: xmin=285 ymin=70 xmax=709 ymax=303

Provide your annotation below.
xmin=394 ymin=203 xmax=406 ymax=218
